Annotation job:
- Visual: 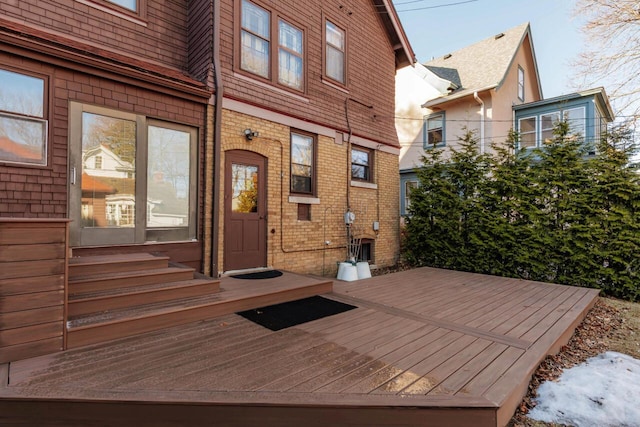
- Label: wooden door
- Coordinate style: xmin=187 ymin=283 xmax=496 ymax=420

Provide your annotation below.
xmin=224 ymin=150 xmax=267 ymax=271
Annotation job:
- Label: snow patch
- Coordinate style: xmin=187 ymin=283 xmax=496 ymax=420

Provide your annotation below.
xmin=528 ymin=351 xmax=640 ymax=427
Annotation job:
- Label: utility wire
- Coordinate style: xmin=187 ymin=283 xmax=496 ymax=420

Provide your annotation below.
xmin=394 ymin=0 xmax=479 ymax=12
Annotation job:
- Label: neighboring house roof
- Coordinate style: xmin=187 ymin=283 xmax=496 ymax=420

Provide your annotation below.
xmin=81 ymin=173 xmax=116 ymax=193
xmin=513 ymin=87 xmax=615 ymax=122
xmin=422 ymin=22 xmax=542 ymax=107
xmin=0 ymin=136 xmax=42 ymax=161
xmin=373 ymin=0 xmax=416 ymax=68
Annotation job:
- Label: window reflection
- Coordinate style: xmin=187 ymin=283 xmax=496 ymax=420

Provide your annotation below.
xmin=147 ymin=126 xmax=190 ymax=227
xmin=81 ymin=112 xmax=136 ymax=228
xmin=232 ymin=163 xmax=258 ymax=213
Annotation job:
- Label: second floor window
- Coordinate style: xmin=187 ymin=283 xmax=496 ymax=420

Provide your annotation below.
xmin=240 ymin=0 xmax=304 ymax=91
xmin=241 ymin=0 xmax=270 ymax=78
xmin=424 ymin=113 xmax=445 ymax=148
xmin=106 ymin=0 xmax=136 ymax=11
xmin=325 ymin=19 xmax=346 ymax=84
xmin=291 ymin=131 xmax=315 ymax=194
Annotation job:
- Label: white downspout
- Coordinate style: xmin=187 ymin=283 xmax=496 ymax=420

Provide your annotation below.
xmin=474 ymin=91 xmax=485 ymax=154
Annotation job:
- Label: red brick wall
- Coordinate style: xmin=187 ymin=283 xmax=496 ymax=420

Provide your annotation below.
xmin=219 ymin=0 xmax=400 ymax=147
xmin=0 ymin=0 xmax=189 ymax=70
xmin=0 ymin=50 xmax=206 ymax=220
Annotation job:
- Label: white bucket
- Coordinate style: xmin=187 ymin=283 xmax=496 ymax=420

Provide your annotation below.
xmin=337 ymin=262 xmax=358 ymax=281
xmin=356 ymin=261 xmax=371 ymax=279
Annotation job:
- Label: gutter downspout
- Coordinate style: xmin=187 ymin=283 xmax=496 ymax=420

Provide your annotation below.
xmin=211 ymin=0 xmax=223 ymax=277
xmin=474 ymin=91 xmax=485 ymax=154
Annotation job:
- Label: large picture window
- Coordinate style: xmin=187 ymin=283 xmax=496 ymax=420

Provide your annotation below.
xmin=239 ymin=0 xmax=305 ymax=92
xmin=0 ymin=68 xmax=47 ymax=166
xmin=290 ymin=131 xmax=315 ymax=194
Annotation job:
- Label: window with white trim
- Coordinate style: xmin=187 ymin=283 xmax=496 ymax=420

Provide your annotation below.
xmin=405 ymin=180 xmax=418 ymax=213
xmin=517 ymin=66 xmax=525 ymax=101
xmin=424 ymin=113 xmax=445 ymax=148
xmin=518 ymin=117 xmax=537 ymax=148
xmin=0 ymin=68 xmax=47 ymax=166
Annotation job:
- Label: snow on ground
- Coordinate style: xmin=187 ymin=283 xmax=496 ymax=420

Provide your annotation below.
xmin=528 ymin=351 xmax=640 ymax=427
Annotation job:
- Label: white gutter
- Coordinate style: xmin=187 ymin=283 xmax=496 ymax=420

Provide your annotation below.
xmin=474 ymin=91 xmax=485 ymax=154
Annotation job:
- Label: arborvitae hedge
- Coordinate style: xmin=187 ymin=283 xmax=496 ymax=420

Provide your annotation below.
xmin=404 ymin=123 xmax=640 ymax=301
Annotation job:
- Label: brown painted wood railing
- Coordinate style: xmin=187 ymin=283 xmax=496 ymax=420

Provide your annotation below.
xmin=0 ymin=218 xmax=70 ymax=363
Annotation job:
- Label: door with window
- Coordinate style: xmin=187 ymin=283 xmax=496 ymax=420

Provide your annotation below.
xmin=224 ymin=150 xmax=267 ymax=271
xmin=69 ymin=103 xmax=197 ymax=246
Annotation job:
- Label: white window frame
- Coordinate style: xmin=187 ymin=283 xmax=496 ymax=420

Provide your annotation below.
xmin=517 ymin=66 xmax=525 ymax=101
xmin=518 ymin=116 xmax=537 ymax=149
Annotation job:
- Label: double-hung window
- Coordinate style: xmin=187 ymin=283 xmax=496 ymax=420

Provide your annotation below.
xmin=0 ymin=68 xmax=48 ymax=166
xmin=540 ymin=112 xmax=560 ymax=144
xmin=290 ymin=131 xmax=315 ymax=194
xmin=424 ymin=113 xmax=445 ymax=148
xmin=351 ymin=147 xmax=372 ymax=182
xmin=240 ymin=0 xmax=305 ymax=92
xmin=325 ymin=19 xmax=346 ymax=84
xmin=518 ymin=117 xmax=537 ymax=148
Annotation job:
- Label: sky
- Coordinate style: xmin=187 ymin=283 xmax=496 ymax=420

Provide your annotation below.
xmin=392 ymin=0 xmax=586 ymax=99
xmin=528 ymin=351 xmax=640 ymax=426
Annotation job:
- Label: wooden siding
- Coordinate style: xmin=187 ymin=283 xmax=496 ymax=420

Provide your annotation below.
xmin=218 ymin=0 xmax=400 ymax=147
xmin=1 ymin=268 xmax=598 ymax=427
xmin=0 ymin=219 xmax=69 ymax=363
xmin=0 ymin=0 xmax=190 ymax=69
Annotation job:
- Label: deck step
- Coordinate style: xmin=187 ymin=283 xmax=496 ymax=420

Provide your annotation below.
xmin=69 ymin=253 xmax=170 ymax=277
xmin=65 ymin=276 xmax=333 ymax=349
xmin=67 ymin=278 xmax=221 ymax=317
xmin=68 ymin=267 xmax=196 ymax=294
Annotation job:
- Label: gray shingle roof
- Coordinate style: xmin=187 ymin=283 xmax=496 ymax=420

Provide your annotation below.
xmin=423 ymin=22 xmax=534 ymax=105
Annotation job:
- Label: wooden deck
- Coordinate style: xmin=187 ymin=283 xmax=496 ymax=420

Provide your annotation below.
xmin=0 ymin=267 xmax=599 ymax=427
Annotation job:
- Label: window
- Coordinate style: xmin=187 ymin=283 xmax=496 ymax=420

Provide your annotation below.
xmin=351 ymin=147 xmax=372 ymax=182
xmin=404 ymin=180 xmax=418 ymax=213
xmin=540 ymin=112 xmax=560 ymax=144
xmin=106 ymin=0 xmax=136 ymax=11
xmin=239 ymin=0 xmax=305 ymax=91
xmin=278 ymin=20 xmax=303 ymax=90
xmin=0 ymin=68 xmax=47 ymax=166
xmin=564 ymin=107 xmax=585 ymax=140
xmin=290 ymin=131 xmax=315 ymax=194
xmin=424 ymin=113 xmax=445 ymax=148
xmin=325 ymin=19 xmax=346 ymax=84
xmin=517 ymin=106 xmax=588 ymax=149
xmin=517 ymin=66 xmax=525 ymax=101
xmin=241 ymin=0 xmax=270 ymax=78
xmin=358 ymin=239 xmax=373 ymax=262
xmin=518 ymin=117 xmax=537 ymax=148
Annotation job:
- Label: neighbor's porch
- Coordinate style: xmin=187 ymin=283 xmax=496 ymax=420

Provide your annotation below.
xmin=0 ymin=267 xmax=599 ymax=427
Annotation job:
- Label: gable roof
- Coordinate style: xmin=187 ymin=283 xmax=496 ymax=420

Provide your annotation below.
xmin=422 ymin=22 xmax=542 ymax=107
xmin=373 ymin=0 xmax=416 ymax=68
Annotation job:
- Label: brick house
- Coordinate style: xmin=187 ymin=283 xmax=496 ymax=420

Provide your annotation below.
xmin=0 ymin=0 xmax=413 ymax=277
xmin=211 ymin=0 xmax=414 ymax=276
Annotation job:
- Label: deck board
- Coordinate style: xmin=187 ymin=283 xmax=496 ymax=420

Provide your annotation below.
xmin=1 ymin=267 xmax=599 ymax=427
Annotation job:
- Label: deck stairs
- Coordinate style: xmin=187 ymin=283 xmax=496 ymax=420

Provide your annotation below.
xmin=65 ymin=253 xmax=333 ymax=350
xmin=66 ymin=253 xmax=222 ymax=349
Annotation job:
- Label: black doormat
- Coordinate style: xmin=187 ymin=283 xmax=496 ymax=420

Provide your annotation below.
xmin=237 ymin=296 xmax=357 ymax=331
xmin=230 ymin=270 xmax=283 ymax=280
